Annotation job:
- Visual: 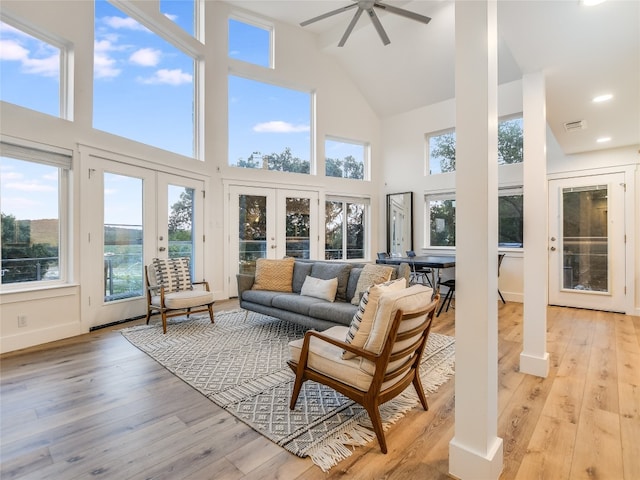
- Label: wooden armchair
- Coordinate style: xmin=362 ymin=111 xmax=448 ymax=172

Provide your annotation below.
xmin=145 ymin=257 xmax=215 ymax=334
xmin=288 ymin=285 xmax=439 ymax=453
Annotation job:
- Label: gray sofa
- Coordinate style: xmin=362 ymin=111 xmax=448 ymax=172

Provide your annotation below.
xmin=236 ymin=259 xmax=411 ymax=331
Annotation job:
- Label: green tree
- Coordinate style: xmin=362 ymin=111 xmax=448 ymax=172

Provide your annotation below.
xmin=168 ymin=190 xmax=194 ymax=241
xmin=498 ymin=118 xmax=524 ymax=164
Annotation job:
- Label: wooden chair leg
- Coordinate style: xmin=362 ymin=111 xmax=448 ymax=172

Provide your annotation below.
xmin=289 ymin=369 xmax=305 ymax=410
xmin=364 ymin=402 xmax=387 ymax=454
xmin=413 ymin=374 xmax=429 ymax=411
xmin=207 ymin=304 xmax=215 ymax=324
xmin=161 ymin=312 xmax=167 ymax=334
xmin=145 ymin=309 xmax=151 ymax=325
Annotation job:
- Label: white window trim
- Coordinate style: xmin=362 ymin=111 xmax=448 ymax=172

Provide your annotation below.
xmin=325 ymin=195 xmax=370 ymax=261
xmin=0 ymin=138 xmax=72 ymax=292
xmin=324 ymin=135 xmax=370 ymax=181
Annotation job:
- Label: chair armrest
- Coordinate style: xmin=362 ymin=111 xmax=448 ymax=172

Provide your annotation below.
xmin=236 ymin=274 xmax=255 ymax=299
xmin=192 ymin=280 xmax=211 ymax=292
xmin=301 ymin=330 xmax=378 ymax=363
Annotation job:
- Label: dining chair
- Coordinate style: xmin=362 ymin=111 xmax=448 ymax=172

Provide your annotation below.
xmin=377 ymin=252 xmax=390 ymax=260
xmin=498 ymin=253 xmax=506 ymax=304
xmin=406 ymin=250 xmax=433 ymax=287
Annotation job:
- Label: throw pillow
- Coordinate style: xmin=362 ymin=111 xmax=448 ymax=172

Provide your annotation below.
xmin=342 ymin=277 xmax=406 ymax=359
xmin=251 ymin=257 xmax=295 ymax=292
xmin=300 ymin=275 xmax=339 ymax=302
xmin=350 ymin=263 xmax=395 ymax=305
xmin=309 ymin=263 xmax=352 ymax=302
xmin=152 ymin=257 xmax=192 ymax=292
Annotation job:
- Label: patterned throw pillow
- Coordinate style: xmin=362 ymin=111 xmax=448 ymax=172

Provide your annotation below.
xmin=251 ymin=257 xmax=295 ymax=292
xmin=152 ymin=257 xmax=192 ymax=292
xmin=342 ymin=277 xmax=406 ymax=359
xmin=350 ymin=263 xmax=395 ymax=305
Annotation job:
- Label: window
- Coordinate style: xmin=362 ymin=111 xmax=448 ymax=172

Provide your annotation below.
xmin=325 ymin=137 xmax=366 ymax=180
xmin=0 ymin=19 xmax=63 ymax=118
xmin=161 ymin=0 xmax=196 ymax=38
xmin=228 ymin=17 xmax=272 ymax=68
xmin=325 ymin=197 xmax=368 ymax=260
xmin=427 ymin=116 xmax=523 ymax=174
xmin=0 ymin=141 xmax=70 ymax=287
xmin=228 ymin=75 xmax=311 ymax=173
xmin=93 ymin=0 xmax=196 ymax=158
xmin=427 ymin=193 xmax=456 ymax=247
xmin=425 ymin=189 xmax=523 ymax=248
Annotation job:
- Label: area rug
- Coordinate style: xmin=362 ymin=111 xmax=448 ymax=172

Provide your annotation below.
xmin=120 ymin=309 xmax=455 ymax=471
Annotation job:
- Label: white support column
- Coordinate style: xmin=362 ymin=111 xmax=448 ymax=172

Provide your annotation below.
xmin=448 ymin=1 xmax=503 ymax=479
xmin=520 ymin=72 xmax=550 ymax=377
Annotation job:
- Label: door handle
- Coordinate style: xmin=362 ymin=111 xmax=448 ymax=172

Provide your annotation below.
xmin=550 ymin=246 xmax=556 ymax=251
xmin=159 ymin=246 xmax=166 ymax=252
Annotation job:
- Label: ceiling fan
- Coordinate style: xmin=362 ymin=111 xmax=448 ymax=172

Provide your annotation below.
xmin=300 ymin=0 xmax=431 ymax=47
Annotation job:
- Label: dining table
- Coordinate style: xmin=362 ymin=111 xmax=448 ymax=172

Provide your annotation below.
xmin=376 ymin=255 xmax=456 ymax=294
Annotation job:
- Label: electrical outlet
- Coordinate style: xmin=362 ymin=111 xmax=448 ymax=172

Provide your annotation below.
xmin=17 ymin=315 xmax=27 ymax=328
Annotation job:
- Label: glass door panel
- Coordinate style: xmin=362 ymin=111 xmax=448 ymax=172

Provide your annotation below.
xmin=285 ymin=197 xmax=311 ymax=259
xmin=561 ymin=185 xmax=608 ymax=292
xmin=103 ymin=173 xmax=144 ymax=303
xmin=238 ymin=194 xmax=269 ymax=276
xmin=167 ymin=184 xmax=195 ymax=274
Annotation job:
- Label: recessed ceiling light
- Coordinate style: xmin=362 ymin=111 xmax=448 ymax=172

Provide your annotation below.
xmin=593 ymin=94 xmax=613 ymax=103
xmin=596 ymin=137 xmax=611 ymax=143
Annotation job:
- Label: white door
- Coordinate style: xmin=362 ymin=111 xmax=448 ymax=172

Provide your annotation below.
xmin=82 ymin=158 xmax=204 ymax=327
xmin=548 ymin=173 xmax=626 ymax=312
xmin=228 ymin=185 xmax=318 ymax=296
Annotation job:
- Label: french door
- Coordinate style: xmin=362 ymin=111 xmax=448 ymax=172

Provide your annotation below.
xmin=228 ymin=185 xmax=319 ymax=296
xmin=548 ymin=173 xmax=626 ymax=312
xmin=82 ymin=158 xmax=204 ymax=327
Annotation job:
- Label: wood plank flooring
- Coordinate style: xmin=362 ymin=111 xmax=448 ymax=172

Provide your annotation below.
xmin=1 ymin=300 xmax=638 ymax=479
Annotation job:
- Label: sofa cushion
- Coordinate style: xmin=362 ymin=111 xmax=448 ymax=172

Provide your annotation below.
xmin=300 ymin=275 xmax=338 ymax=302
xmin=350 ymin=264 xmax=395 ymax=305
xmin=342 ymin=278 xmax=406 ymax=359
xmin=308 ymin=301 xmax=358 ymax=326
xmin=272 ymin=293 xmax=325 ymax=316
xmin=292 ymin=261 xmax=313 ymax=293
xmin=346 ymin=267 xmax=362 ymax=303
xmin=241 ymin=289 xmax=282 ymax=306
xmin=251 ymin=257 xmax=295 ymax=292
xmin=310 ymin=263 xmax=352 ymax=302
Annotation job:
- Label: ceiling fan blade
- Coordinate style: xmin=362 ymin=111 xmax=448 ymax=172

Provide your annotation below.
xmin=367 ymin=8 xmax=390 ymax=45
xmin=300 ymin=4 xmax=358 ymax=27
xmin=373 ymin=2 xmax=432 ymax=24
xmin=338 ymin=7 xmax=364 ymax=47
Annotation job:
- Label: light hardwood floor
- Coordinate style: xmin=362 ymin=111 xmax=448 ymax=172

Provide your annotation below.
xmin=1 ymin=300 xmax=638 ymax=479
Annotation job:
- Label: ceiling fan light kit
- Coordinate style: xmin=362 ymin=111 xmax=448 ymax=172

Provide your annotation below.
xmin=300 ymin=0 xmax=431 ymax=47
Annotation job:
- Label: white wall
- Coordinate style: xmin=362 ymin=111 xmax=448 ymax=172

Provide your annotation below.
xmin=0 ymin=0 xmax=383 ymax=353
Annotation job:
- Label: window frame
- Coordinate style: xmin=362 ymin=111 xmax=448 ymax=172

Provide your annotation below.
xmin=325 ymin=195 xmax=369 ymax=261
xmin=0 ymin=138 xmax=72 ymax=291
xmin=0 ymin=12 xmax=72 ymax=120
xmin=228 ymin=14 xmax=274 ymax=69
xmin=426 ymin=114 xmax=524 ymax=175
xmin=424 ymin=187 xmax=524 ymax=249
xmin=324 ymin=136 xmax=369 ymax=181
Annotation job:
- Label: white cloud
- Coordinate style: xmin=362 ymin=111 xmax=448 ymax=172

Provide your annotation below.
xmin=103 ymin=16 xmax=149 ymax=32
xmin=94 ymin=52 xmax=121 ymax=79
xmin=253 ymin=121 xmax=310 ymax=133
xmin=0 ymin=171 xmax=23 ymax=181
xmin=130 ymin=48 xmax=161 ymax=67
xmin=0 ymin=39 xmax=59 ymax=77
xmin=0 ymin=39 xmax=29 ymax=61
xmin=163 ymin=13 xmax=178 ymax=21
xmin=139 ymin=68 xmax=192 ymax=85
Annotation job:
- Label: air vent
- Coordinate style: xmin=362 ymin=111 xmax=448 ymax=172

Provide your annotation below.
xmin=564 ymin=120 xmax=587 ymax=132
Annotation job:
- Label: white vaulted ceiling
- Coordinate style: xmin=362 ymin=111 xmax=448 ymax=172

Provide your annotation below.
xmin=226 ymin=0 xmax=639 ymax=155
